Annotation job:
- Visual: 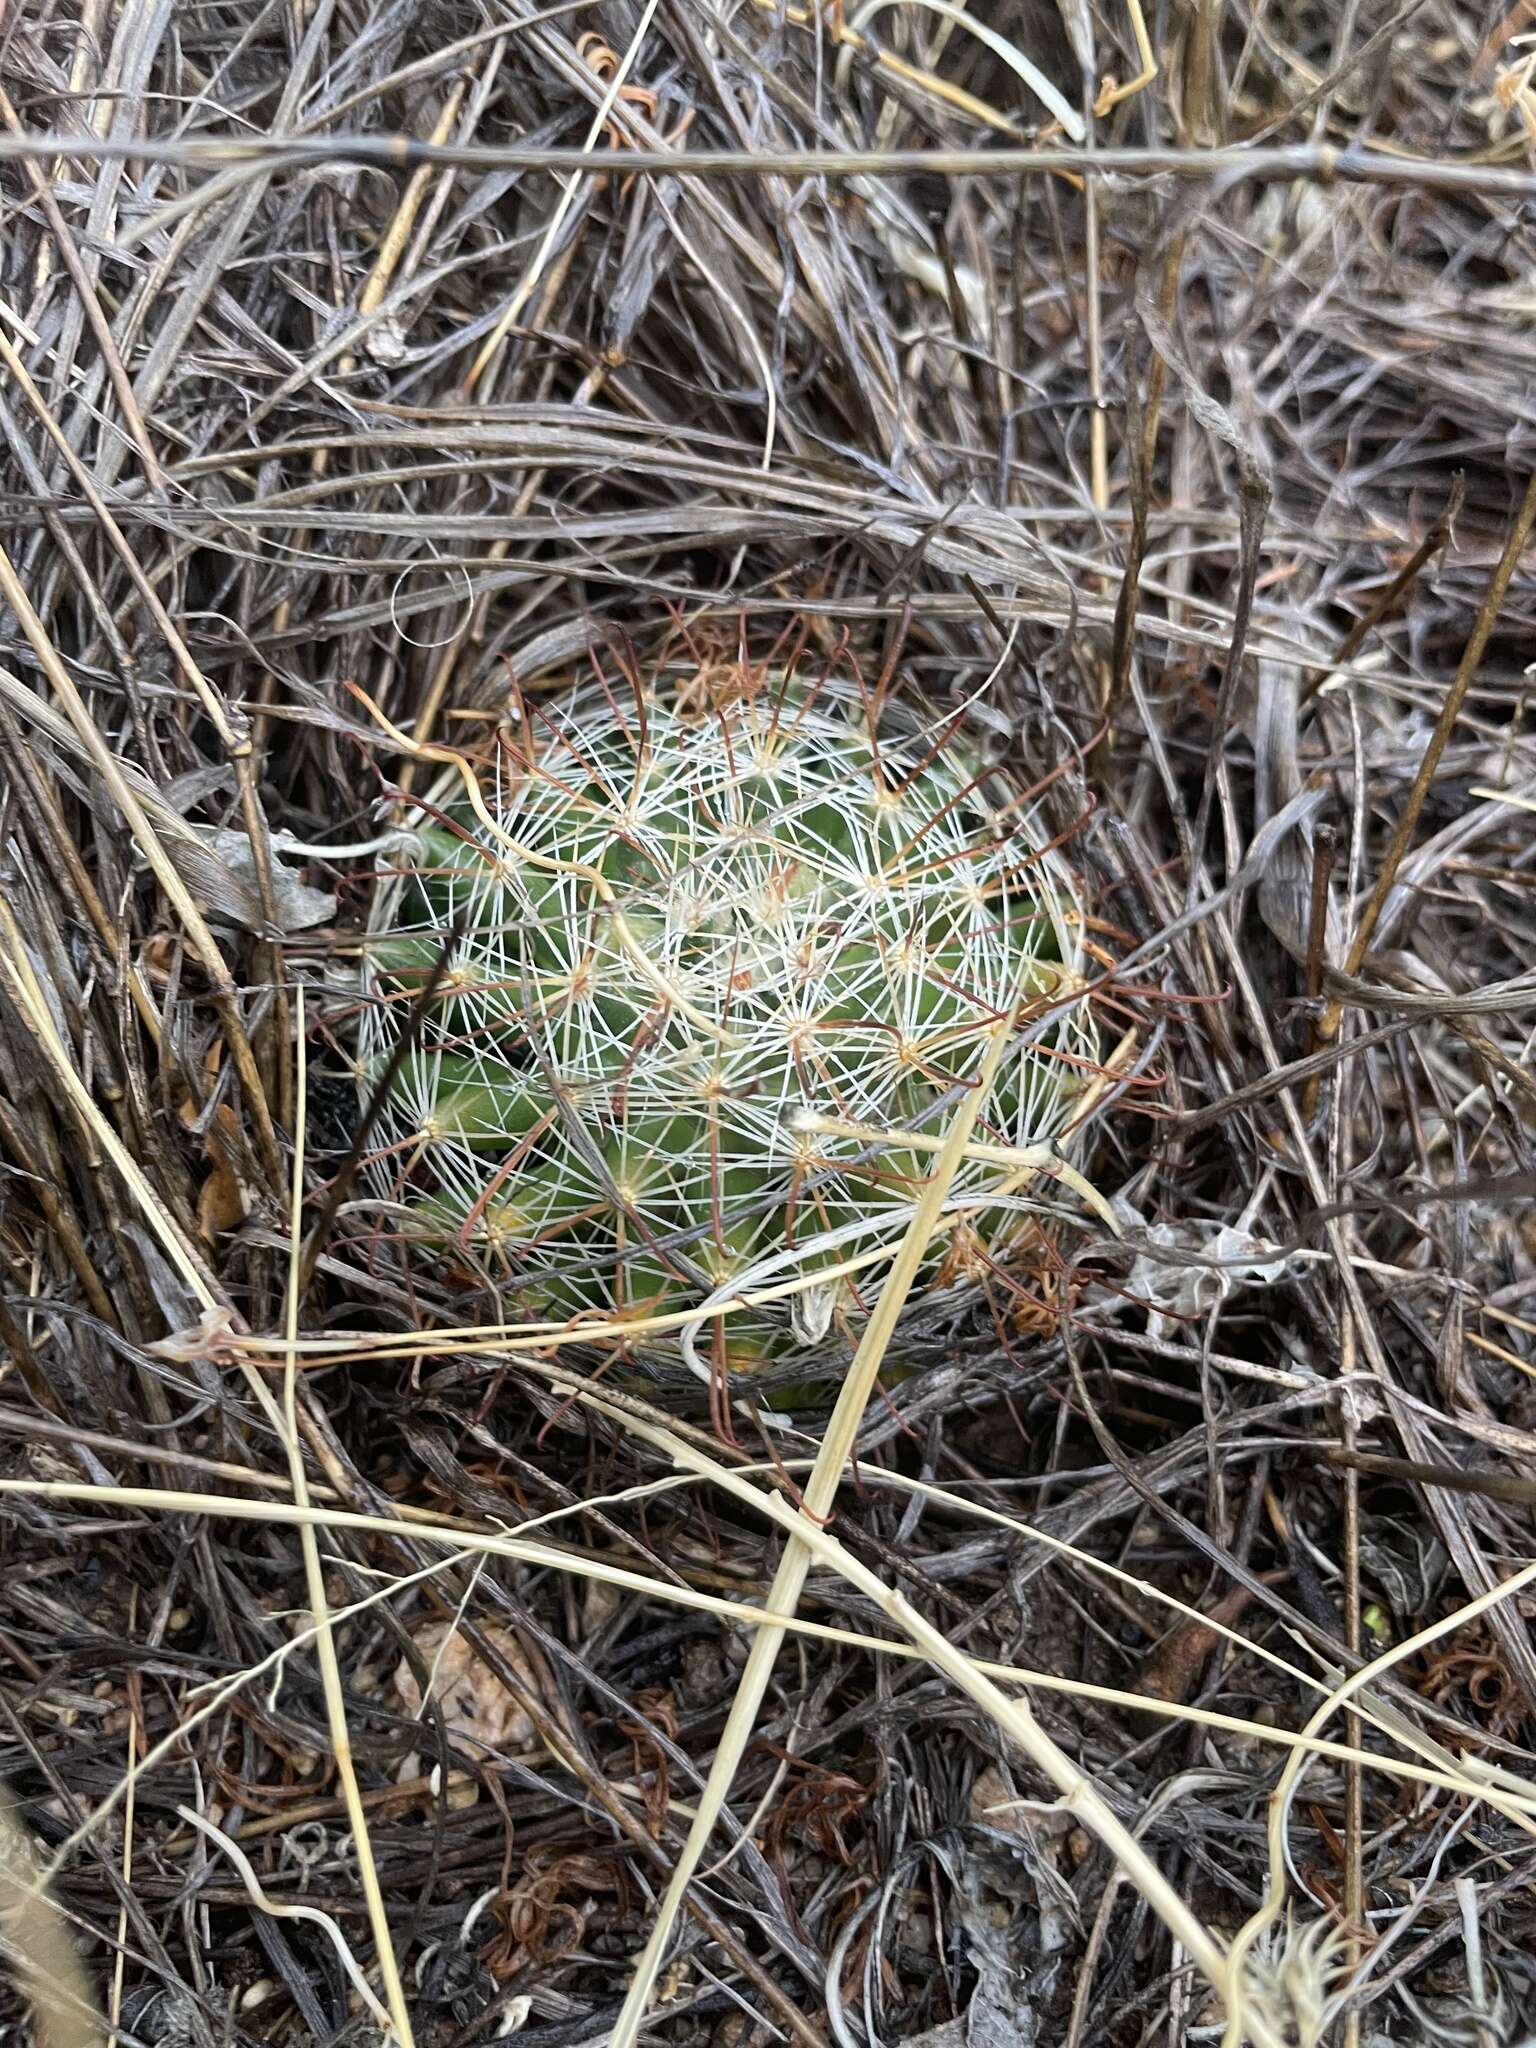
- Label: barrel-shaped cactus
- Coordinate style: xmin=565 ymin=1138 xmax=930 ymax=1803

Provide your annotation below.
xmin=360 ymin=666 xmax=1095 ymax=1370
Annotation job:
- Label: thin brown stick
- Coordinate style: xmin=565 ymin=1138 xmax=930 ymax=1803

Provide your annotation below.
xmin=1300 ymin=822 xmax=1337 ymax=1121
xmin=0 ymin=135 xmax=1535 ymax=201
xmin=1298 ymin=474 xmax=1464 ymax=709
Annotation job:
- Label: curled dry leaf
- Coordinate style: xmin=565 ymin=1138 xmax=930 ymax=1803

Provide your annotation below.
xmin=180 ymin=1098 xmax=249 ymax=1239
xmin=146 ymin=1305 xmax=244 ymax=1366
xmin=164 ymin=826 xmax=336 ymax=936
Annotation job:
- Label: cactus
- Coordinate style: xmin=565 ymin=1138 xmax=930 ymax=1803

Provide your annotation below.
xmin=360 ymin=662 xmax=1096 ymax=1373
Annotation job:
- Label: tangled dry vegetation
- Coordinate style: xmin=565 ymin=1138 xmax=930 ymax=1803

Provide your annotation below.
xmin=1 ymin=1 xmax=1535 ymax=2044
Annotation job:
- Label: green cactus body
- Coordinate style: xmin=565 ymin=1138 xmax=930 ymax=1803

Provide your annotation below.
xmin=361 ymin=671 xmax=1095 ymax=1375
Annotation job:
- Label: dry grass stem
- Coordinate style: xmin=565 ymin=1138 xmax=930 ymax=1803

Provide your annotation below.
xmin=2 ymin=5 xmax=1533 ymax=2042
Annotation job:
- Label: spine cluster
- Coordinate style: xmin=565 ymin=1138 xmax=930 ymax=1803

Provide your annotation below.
xmin=361 ymin=663 xmax=1094 ymax=1366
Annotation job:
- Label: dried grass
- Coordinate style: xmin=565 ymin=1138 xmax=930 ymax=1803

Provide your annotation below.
xmin=1 ymin=2 xmax=1535 ymax=2045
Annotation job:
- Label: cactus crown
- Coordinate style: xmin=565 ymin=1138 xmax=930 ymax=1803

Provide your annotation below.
xmin=361 ymin=657 xmax=1094 ymax=1367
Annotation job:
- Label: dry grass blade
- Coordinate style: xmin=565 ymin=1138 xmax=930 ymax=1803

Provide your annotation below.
xmin=3 ymin=5 xmax=1534 ymax=2043
xmin=5 ymin=131 xmax=1536 ymax=199
xmin=1 ymin=1468 xmax=1533 ymax=1834
xmin=1224 ymin=1553 xmax=1536 ymax=2047
xmin=279 ymin=994 xmax=413 ymax=2046
xmin=610 ymin=986 xmax=1100 ymax=2043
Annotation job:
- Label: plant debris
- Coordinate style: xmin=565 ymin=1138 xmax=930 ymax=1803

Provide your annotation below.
xmin=1 ymin=2 xmax=1535 ymax=2044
